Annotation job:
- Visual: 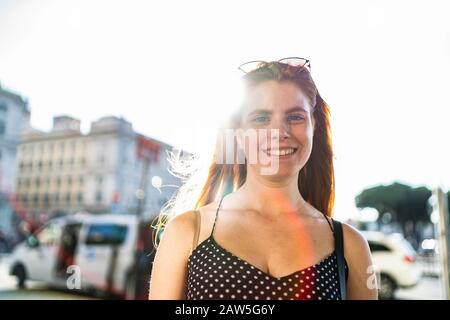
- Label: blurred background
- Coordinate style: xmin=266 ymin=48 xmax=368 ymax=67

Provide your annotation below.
xmin=0 ymin=0 xmax=449 ymax=300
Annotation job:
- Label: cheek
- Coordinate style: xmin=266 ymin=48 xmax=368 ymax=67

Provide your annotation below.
xmin=292 ymin=127 xmax=314 ymax=164
xmin=238 ymin=126 xmax=270 ymax=151
xmin=292 ymin=125 xmax=314 ymax=145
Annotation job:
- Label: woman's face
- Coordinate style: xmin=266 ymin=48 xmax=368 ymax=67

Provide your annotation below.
xmin=238 ymin=80 xmax=315 ymax=181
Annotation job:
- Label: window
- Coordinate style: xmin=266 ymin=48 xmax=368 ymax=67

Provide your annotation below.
xmin=0 ymin=120 xmax=5 ymax=135
xmin=36 ymin=223 xmax=62 ymax=246
xmin=95 ymin=190 xmax=102 ymax=203
xmin=77 ymin=193 xmax=83 ymax=204
xmin=368 ymin=242 xmax=391 ymax=252
xmin=33 ymin=194 xmax=38 ymax=205
xmin=43 ymin=193 xmax=49 ymax=207
xmin=0 ymin=102 xmax=8 ymax=112
xmin=85 ymin=224 xmax=128 ymax=245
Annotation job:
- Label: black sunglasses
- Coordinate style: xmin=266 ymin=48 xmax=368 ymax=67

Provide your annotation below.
xmin=238 ymin=57 xmax=311 ymax=74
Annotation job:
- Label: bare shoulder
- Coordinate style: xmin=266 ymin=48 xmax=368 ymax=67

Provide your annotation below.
xmin=149 ymin=210 xmax=197 ymax=299
xmin=162 ymin=201 xmax=221 ymax=249
xmin=198 ymin=200 xmax=222 ymax=215
xmin=165 ymin=210 xmax=197 ymax=235
xmin=196 ymin=200 xmax=223 ymax=226
xmin=340 ymin=222 xmax=378 ymax=299
xmin=340 ymin=222 xmax=372 ymax=267
xmin=159 ymin=210 xmax=199 ymax=255
xmin=166 ymin=201 xmax=219 ymax=229
xmin=341 ymin=222 xmax=369 ymax=250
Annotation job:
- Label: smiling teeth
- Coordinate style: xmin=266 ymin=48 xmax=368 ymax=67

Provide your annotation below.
xmin=266 ymin=148 xmax=296 ymax=156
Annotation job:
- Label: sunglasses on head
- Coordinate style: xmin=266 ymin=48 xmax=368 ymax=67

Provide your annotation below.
xmin=238 ymin=57 xmax=311 ymax=74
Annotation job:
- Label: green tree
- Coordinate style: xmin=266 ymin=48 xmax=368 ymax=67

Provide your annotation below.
xmin=355 ymin=182 xmax=433 ymax=248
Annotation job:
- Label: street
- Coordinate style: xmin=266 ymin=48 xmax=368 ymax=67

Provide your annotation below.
xmin=0 ymin=255 xmax=97 ymax=300
xmin=395 ymin=276 xmax=444 ymax=300
xmin=0 ymin=255 xmax=445 ymax=300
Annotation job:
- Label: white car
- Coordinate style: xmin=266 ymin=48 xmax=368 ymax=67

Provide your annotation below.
xmin=361 ymin=231 xmax=421 ymax=299
xmin=7 ymin=213 xmax=153 ymax=299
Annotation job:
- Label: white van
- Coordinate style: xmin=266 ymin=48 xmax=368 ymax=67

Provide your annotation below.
xmin=7 ymin=213 xmax=155 ymax=299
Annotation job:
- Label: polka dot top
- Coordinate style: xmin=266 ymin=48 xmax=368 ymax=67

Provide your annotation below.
xmin=186 ymin=199 xmax=349 ymax=300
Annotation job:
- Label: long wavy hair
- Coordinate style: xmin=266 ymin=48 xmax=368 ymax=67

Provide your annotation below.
xmin=152 ymin=61 xmax=335 ymax=248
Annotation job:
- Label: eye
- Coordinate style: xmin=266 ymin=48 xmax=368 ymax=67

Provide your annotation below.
xmin=252 ymin=115 xmax=270 ymax=124
xmin=286 ymin=114 xmax=305 ymax=122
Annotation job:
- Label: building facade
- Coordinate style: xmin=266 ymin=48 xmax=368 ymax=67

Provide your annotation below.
xmin=0 ymin=83 xmax=30 ymax=247
xmin=15 ymin=115 xmax=182 ymax=222
xmin=0 ymin=83 xmax=30 ymax=192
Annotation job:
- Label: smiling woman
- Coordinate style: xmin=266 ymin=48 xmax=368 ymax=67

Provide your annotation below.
xmin=149 ymin=58 xmax=378 ymax=300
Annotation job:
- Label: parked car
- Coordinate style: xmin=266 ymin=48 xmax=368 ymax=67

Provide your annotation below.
xmin=7 ymin=212 xmax=156 ymax=299
xmin=361 ymin=231 xmax=421 ymax=299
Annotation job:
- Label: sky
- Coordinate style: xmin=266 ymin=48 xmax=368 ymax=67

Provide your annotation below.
xmin=0 ymin=0 xmax=449 ymax=220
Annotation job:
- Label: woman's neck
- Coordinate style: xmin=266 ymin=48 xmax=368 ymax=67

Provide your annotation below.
xmin=235 ymin=168 xmax=308 ymax=220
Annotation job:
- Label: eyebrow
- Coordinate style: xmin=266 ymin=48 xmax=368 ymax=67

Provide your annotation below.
xmin=247 ymin=106 xmax=308 ymax=117
xmin=286 ymin=106 xmax=308 ymax=113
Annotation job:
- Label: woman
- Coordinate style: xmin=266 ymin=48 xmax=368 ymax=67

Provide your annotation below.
xmin=149 ymin=58 xmax=378 ymax=300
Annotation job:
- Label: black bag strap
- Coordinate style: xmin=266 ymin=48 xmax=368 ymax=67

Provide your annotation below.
xmin=332 ymin=219 xmax=347 ymax=300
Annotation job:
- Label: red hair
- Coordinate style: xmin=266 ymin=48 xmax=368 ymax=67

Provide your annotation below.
xmin=153 ymin=61 xmax=335 ymax=247
xmin=195 ymin=62 xmax=335 ymax=217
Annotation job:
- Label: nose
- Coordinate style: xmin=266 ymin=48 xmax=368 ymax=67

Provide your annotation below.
xmin=269 ymin=115 xmax=290 ymax=140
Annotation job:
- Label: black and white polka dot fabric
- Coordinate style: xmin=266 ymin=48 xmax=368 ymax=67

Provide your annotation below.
xmin=186 ymin=200 xmax=348 ymax=300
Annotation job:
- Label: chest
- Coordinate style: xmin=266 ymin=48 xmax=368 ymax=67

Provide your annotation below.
xmin=212 ymin=213 xmax=335 ymax=277
xmin=187 ymin=238 xmax=342 ymax=300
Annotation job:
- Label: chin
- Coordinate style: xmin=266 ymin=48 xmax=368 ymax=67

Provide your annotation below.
xmin=256 ymin=164 xmax=300 ymax=181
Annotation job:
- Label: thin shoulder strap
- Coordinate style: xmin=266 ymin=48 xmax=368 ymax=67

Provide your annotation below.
xmin=210 ymin=195 xmax=225 ymax=237
xmin=332 ymin=219 xmax=347 ymax=300
xmin=324 ymin=214 xmax=334 ymax=232
xmin=192 ymin=210 xmax=201 ymax=252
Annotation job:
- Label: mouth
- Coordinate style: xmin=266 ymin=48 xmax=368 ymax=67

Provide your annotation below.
xmin=263 ymin=147 xmax=298 ymax=158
